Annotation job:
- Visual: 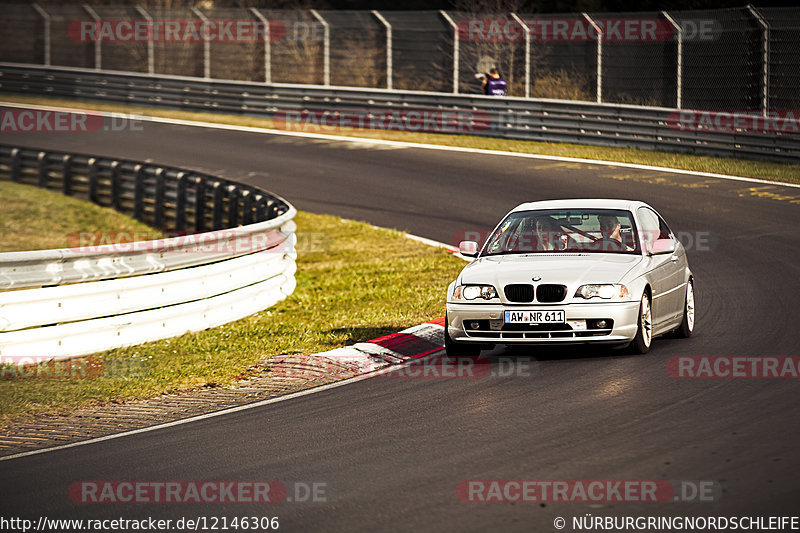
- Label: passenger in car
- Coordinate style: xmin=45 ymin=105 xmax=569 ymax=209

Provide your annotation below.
xmin=534 ymin=216 xmax=570 ymax=251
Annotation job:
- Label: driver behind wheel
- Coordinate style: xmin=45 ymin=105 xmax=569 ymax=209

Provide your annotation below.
xmin=598 ymin=215 xmax=633 ymax=251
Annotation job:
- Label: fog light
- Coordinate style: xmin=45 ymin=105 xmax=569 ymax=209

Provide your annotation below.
xmin=469 ymin=321 xmax=481 ymax=330
xmin=596 ymin=320 xmax=608 ymax=329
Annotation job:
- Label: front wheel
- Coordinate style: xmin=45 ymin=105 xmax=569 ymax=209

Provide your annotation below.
xmin=676 ymin=279 xmax=695 ymax=338
xmin=630 ymin=292 xmax=653 ymax=354
xmin=444 ymin=316 xmax=481 ymax=357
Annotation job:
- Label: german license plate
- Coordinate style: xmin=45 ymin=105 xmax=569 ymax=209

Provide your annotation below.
xmin=504 ymin=310 xmax=565 ymax=324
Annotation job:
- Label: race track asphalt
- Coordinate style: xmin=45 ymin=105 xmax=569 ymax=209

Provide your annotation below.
xmin=1 ymin=120 xmax=799 ymax=532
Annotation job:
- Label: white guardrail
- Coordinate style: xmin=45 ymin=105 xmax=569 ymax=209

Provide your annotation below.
xmin=0 ymin=145 xmax=297 ymax=361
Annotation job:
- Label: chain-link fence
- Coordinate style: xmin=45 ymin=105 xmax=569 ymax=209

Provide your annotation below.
xmin=0 ymin=5 xmax=796 ymax=112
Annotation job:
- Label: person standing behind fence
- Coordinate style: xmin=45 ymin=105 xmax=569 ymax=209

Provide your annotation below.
xmin=482 ymin=67 xmax=507 ymax=96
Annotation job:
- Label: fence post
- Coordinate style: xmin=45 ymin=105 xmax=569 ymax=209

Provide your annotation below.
xmin=227 ymin=186 xmax=240 ymax=227
xmin=37 ymin=151 xmax=48 ymax=188
xmin=310 ymin=10 xmax=330 ymax=86
xmin=10 ymin=148 xmax=21 ymax=182
xmin=583 ymin=13 xmax=602 ymax=103
xmin=87 ymin=157 xmax=98 ymax=203
xmin=83 ymin=4 xmax=102 ymax=70
xmin=191 ymin=7 xmax=212 ymax=79
xmin=662 ymin=11 xmax=682 ymax=109
xmin=372 ymin=10 xmax=392 ymax=90
xmin=110 ymin=160 xmax=122 ymax=211
xmin=242 ymin=190 xmax=254 ymax=225
xmin=32 ymin=4 xmax=50 ymax=66
xmin=135 ymin=5 xmax=155 ymax=74
xmin=440 ymin=10 xmax=459 ymax=94
xmin=61 ymin=154 xmax=72 ymax=196
xmin=195 ymin=177 xmax=206 ymax=232
xmin=747 ymin=4 xmax=770 ymax=115
xmin=510 ymin=13 xmax=531 ymax=98
xmin=175 ymin=172 xmax=187 ymax=232
xmin=154 ymin=168 xmax=165 ymax=228
xmin=134 ymin=164 xmax=145 ymax=221
xmin=249 ymin=8 xmax=272 ymax=84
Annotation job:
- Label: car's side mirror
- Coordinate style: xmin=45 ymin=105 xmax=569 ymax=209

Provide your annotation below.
xmin=459 ymin=240 xmax=478 ymax=257
xmin=649 ymin=238 xmax=675 ymax=255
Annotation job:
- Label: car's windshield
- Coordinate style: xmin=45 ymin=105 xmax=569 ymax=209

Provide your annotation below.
xmin=482 ymin=209 xmax=641 ymax=256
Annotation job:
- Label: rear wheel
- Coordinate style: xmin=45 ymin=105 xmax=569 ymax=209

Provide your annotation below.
xmin=631 ymin=292 xmax=653 ymax=354
xmin=444 ymin=315 xmax=481 ymax=357
xmin=676 ymin=279 xmax=695 ymax=338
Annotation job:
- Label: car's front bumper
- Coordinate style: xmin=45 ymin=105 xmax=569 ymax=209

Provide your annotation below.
xmin=446 ymin=301 xmax=640 ymax=345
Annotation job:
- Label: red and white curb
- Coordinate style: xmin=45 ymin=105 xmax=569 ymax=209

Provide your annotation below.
xmin=271 ymin=317 xmax=447 ymax=379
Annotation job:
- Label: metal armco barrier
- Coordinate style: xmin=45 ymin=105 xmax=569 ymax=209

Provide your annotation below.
xmin=1 ymin=63 xmax=797 ymax=163
xmin=0 ymin=143 xmax=297 ymax=360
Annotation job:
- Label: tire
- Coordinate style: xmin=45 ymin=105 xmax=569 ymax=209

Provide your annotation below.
xmin=444 ymin=315 xmax=482 ymax=357
xmin=631 ymin=292 xmax=653 ymax=354
xmin=676 ymin=279 xmax=695 ymax=338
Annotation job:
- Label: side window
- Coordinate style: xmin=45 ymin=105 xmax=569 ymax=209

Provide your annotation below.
xmin=657 ymin=215 xmax=672 ymax=240
xmin=637 ymin=207 xmax=661 ymax=251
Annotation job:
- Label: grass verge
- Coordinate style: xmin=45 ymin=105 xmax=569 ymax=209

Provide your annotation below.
xmin=0 ymin=182 xmax=464 ymax=426
xmin=0 ymin=180 xmax=161 ymax=251
xmin=2 ymin=94 xmax=799 ymax=185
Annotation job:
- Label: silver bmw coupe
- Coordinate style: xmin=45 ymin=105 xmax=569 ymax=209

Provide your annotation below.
xmin=445 ymin=199 xmax=695 ymax=355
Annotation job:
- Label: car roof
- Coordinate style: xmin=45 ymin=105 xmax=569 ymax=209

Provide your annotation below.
xmin=510 ymin=199 xmax=650 ymax=213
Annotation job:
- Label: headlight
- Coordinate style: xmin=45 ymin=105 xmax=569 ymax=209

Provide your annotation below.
xmin=575 ymin=284 xmax=629 ymax=300
xmin=453 ymin=284 xmax=498 ymax=301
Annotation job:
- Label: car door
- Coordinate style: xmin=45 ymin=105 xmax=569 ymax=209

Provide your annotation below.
xmin=637 ymin=207 xmax=681 ymax=327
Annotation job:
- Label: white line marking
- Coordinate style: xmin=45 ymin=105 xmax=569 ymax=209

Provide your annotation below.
xmin=2 ymin=100 xmax=798 ymax=189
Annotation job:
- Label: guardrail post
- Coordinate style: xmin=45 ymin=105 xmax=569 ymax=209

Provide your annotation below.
xmin=249 ymin=8 xmax=272 ymax=84
xmin=212 ymin=181 xmax=224 ymax=230
xmin=32 ymin=4 xmax=50 ymax=66
xmin=175 ymin=172 xmax=187 ymax=232
xmin=135 ymin=5 xmax=155 ymax=75
xmin=583 ymin=13 xmax=602 ymax=103
xmin=310 ymin=9 xmax=330 ymax=86
xmin=10 ymin=148 xmax=21 ymax=182
xmin=747 ymin=4 xmax=770 ymax=115
xmin=372 ymin=11 xmax=392 ymax=90
xmin=227 ymin=186 xmax=240 ymax=227
xmin=87 ymin=157 xmax=98 ymax=203
xmin=154 ymin=168 xmax=165 ymax=229
xmin=83 ymin=4 xmax=102 ymax=70
xmin=61 ymin=154 xmax=72 ymax=196
xmin=255 ymin=195 xmax=266 ymax=221
xmin=37 ymin=151 xmax=48 ymax=188
xmin=194 ymin=177 xmax=206 ymax=232
xmin=440 ymin=10 xmax=459 ymax=94
xmin=662 ymin=11 xmax=682 ymax=109
xmin=133 ymin=164 xmax=145 ymax=221
xmin=191 ymin=7 xmax=212 ymax=79
xmin=242 ymin=190 xmax=254 ymax=225
xmin=510 ymin=13 xmax=531 ymax=98
xmin=110 ymin=160 xmax=122 ymax=211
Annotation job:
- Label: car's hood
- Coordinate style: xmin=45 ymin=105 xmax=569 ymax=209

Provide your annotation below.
xmin=459 ymin=253 xmax=643 ymax=287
